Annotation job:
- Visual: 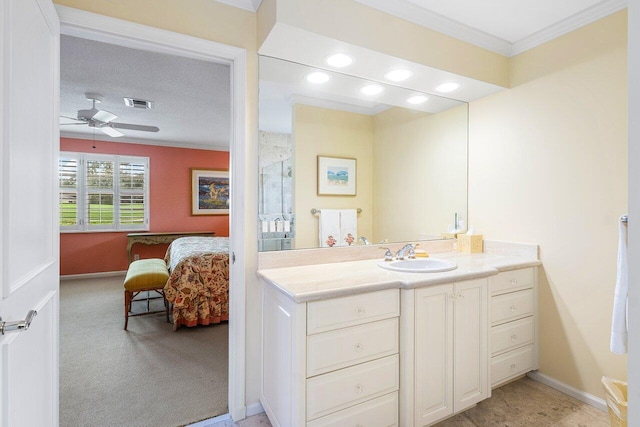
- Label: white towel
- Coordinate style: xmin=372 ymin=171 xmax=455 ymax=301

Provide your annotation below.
xmin=340 ymin=209 xmax=358 ymax=246
xmin=610 ymin=216 xmax=628 ymax=354
xmin=319 ymin=210 xmax=341 ymax=247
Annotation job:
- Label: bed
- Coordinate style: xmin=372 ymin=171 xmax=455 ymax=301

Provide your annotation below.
xmin=163 ymin=236 xmax=230 ymax=330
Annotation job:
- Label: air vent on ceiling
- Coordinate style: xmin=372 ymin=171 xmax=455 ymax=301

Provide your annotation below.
xmin=124 ymin=97 xmax=153 ymax=109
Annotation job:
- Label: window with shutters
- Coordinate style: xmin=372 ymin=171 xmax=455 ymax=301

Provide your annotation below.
xmin=59 ymin=152 xmax=149 ymax=232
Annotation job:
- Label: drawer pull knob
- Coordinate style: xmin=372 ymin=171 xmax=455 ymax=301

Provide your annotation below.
xmin=354 ymin=384 xmax=364 ymax=394
xmin=511 ymin=334 xmax=518 ymax=341
xmin=510 ymin=305 xmax=517 ymax=312
xmin=354 ymin=343 xmax=364 ymax=353
xmin=510 ymin=363 xmax=517 ymax=371
xmin=356 ymin=307 xmax=366 ymax=316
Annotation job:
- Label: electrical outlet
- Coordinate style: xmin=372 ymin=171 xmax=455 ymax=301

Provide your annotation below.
xmin=133 ymin=254 xmax=140 ymax=261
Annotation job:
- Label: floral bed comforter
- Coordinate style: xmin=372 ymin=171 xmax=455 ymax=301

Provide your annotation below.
xmin=164 ymin=237 xmax=230 ymax=330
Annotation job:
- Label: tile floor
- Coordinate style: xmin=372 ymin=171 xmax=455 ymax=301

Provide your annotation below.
xmin=208 ymin=377 xmax=611 ymax=426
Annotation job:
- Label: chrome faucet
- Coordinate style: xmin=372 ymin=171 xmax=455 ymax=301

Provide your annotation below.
xmin=360 ymin=236 xmax=371 ymax=245
xmin=395 ymin=243 xmax=416 ymax=260
xmin=379 ymin=247 xmax=394 ymax=261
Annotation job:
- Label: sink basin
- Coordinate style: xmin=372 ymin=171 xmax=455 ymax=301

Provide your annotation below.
xmin=378 ymin=258 xmax=457 ymax=273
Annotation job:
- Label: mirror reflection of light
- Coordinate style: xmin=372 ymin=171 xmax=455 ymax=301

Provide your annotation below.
xmin=435 ymin=82 xmax=461 ymax=93
xmin=360 ymin=84 xmax=385 ymax=96
xmin=407 ymin=95 xmax=429 ymax=105
xmin=384 ymin=69 xmax=413 ymax=82
xmin=325 ymin=53 xmax=354 ymax=68
xmin=306 ymin=71 xmax=330 ymax=84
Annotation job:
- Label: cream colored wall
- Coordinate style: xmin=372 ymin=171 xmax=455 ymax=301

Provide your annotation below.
xmin=372 ymin=106 xmax=468 ymax=243
xmin=293 ymin=104 xmax=374 ymax=248
xmin=53 ymin=0 xmax=263 ymax=405
xmin=469 ymin=10 xmax=628 ymax=398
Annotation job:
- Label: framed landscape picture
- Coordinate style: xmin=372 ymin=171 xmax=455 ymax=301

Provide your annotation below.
xmin=317 ymin=156 xmax=357 ymax=196
xmin=191 ymin=168 xmax=230 ymax=215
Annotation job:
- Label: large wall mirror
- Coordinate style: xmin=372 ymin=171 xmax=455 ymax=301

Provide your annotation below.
xmin=258 ymin=55 xmax=468 ymax=252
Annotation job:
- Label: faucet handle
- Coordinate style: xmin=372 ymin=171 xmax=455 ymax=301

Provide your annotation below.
xmin=379 ymin=247 xmax=394 ymax=262
xmin=408 ymin=243 xmax=419 ymax=259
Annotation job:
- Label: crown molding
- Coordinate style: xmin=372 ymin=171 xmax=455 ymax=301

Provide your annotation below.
xmin=214 ymin=0 xmax=263 ymax=12
xmin=354 ymin=0 xmax=627 ymax=57
xmin=510 ymin=0 xmax=627 ymax=56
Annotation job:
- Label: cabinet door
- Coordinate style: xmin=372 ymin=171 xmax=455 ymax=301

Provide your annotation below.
xmin=454 ymin=279 xmax=488 ymax=412
xmin=414 ymin=284 xmax=454 ymax=426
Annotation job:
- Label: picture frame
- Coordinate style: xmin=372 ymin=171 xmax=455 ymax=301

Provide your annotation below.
xmin=191 ymin=168 xmax=230 ymax=215
xmin=317 ymin=156 xmax=357 ymax=196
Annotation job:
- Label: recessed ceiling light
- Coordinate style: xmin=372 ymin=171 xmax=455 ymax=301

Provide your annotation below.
xmin=306 ymin=71 xmax=330 ymax=84
xmin=360 ymin=84 xmax=385 ymax=96
xmin=325 ymin=53 xmax=354 ymax=68
xmin=435 ymin=82 xmax=461 ymax=93
xmin=384 ymin=69 xmax=413 ymax=82
xmin=407 ymin=95 xmax=429 ymax=105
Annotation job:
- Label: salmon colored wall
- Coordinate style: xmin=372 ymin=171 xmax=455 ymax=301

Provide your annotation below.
xmin=60 ymin=137 xmax=229 ymax=275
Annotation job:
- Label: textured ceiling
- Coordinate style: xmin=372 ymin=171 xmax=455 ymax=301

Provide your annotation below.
xmin=60 ymin=35 xmax=231 ymax=150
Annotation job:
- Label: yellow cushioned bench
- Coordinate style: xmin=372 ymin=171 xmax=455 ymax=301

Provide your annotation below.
xmin=123 ymin=258 xmax=170 ymax=330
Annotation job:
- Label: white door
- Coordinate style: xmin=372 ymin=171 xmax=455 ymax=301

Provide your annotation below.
xmin=0 ymin=0 xmax=60 ymax=425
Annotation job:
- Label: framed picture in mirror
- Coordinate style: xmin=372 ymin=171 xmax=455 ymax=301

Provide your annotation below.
xmin=191 ymin=168 xmax=230 ymax=215
xmin=317 ymin=156 xmax=356 ymax=196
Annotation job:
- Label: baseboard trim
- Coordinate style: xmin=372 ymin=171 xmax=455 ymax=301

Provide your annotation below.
xmin=527 ymin=371 xmax=607 ymax=412
xmin=246 ymin=401 xmax=264 ymax=417
xmin=60 ymin=270 xmax=127 ymax=281
xmin=186 ymin=413 xmax=231 ymax=427
xmin=185 ymin=403 xmax=264 ymax=427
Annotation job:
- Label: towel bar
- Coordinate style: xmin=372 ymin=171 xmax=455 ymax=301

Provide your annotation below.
xmin=311 ymin=208 xmax=362 ymax=215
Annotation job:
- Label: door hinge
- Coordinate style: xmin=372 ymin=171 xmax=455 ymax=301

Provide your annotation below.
xmin=232 ymin=252 xmax=236 ymax=264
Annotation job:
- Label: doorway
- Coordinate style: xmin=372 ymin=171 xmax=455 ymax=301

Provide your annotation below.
xmin=57 ymin=5 xmax=247 ymax=424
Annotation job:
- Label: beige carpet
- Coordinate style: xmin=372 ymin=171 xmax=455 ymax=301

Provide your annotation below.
xmin=60 ymin=275 xmax=229 ymax=427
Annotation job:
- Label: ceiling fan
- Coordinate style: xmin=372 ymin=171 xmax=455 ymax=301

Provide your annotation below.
xmin=60 ymin=93 xmax=159 ymax=138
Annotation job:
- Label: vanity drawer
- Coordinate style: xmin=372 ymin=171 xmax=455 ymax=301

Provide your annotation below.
xmin=306 ymin=392 xmax=398 ymax=427
xmin=307 ymin=318 xmax=398 ymax=377
xmin=491 ymin=316 xmax=534 ymax=356
xmin=491 ymin=344 xmax=534 ymax=387
xmin=306 ymin=354 xmax=399 ymax=421
xmin=489 ymin=268 xmax=535 ymax=296
xmin=491 ymin=288 xmax=534 ymax=326
xmin=307 ymin=289 xmax=399 ymax=335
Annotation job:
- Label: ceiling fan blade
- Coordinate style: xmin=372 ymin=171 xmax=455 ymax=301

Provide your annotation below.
xmin=60 ymin=123 xmax=89 ymax=126
xmin=101 ymin=126 xmax=124 ymax=138
xmin=60 ymin=115 xmax=83 ymax=121
xmin=92 ymin=109 xmax=117 ymax=123
xmin=111 ymin=123 xmax=160 ymax=133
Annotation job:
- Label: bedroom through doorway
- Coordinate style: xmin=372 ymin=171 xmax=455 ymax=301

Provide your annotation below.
xmin=58 ymin=27 xmax=235 ymax=426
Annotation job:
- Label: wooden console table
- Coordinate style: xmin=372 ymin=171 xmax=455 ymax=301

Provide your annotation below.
xmin=126 ymin=231 xmax=215 ymax=264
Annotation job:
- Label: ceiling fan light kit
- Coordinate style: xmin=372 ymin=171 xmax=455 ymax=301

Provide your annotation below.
xmin=60 ymin=92 xmax=159 ymax=138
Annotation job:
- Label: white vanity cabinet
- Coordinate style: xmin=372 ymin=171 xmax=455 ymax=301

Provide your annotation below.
xmin=400 ymin=278 xmax=489 ymax=427
xmin=489 ymin=267 xmax=539 ymax=388
xmin=261 ymin=284 xmax=400 ymax=427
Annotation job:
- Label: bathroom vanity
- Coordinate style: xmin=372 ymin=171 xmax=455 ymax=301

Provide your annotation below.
xmin=258 ymin=248 xmax=540 ymax=427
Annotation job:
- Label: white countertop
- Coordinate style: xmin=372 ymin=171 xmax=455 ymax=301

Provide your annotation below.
xmin=257 ymin=251 xmax=541 ymax=303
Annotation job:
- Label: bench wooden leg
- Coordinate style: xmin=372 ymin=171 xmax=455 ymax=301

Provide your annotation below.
xmin=124 ymin=290 xmax=132 ymax=330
